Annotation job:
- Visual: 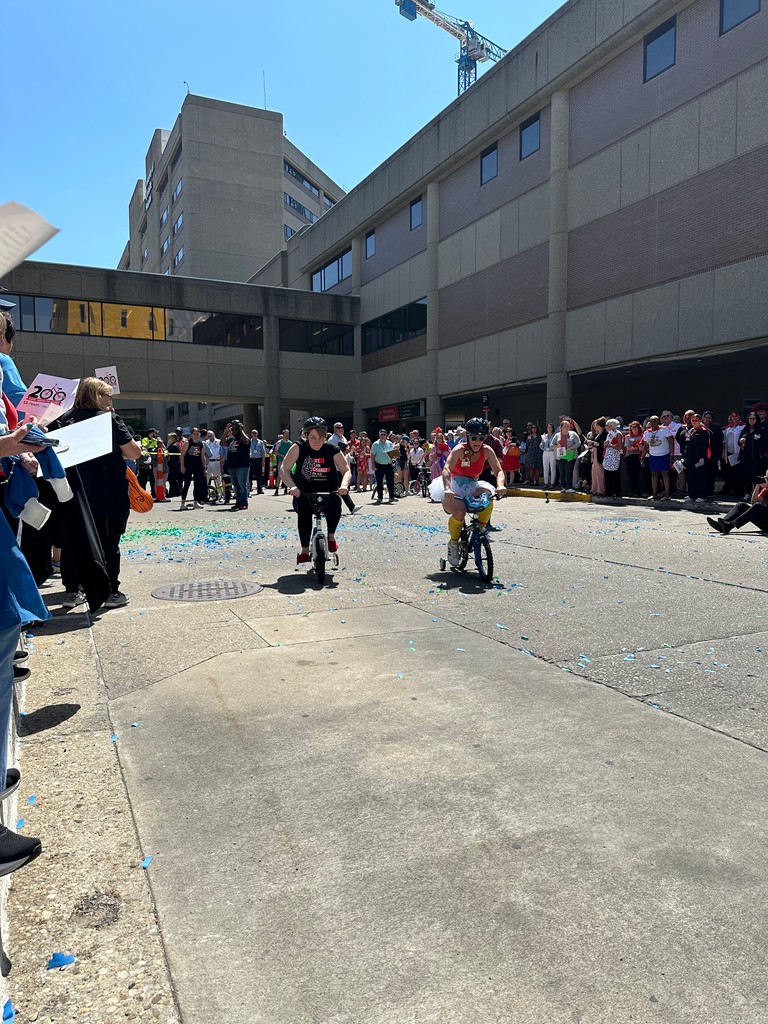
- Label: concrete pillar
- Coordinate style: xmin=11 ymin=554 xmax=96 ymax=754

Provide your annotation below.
xmin=262 ymin=314 xmax=281 ymax=442
xmin=242 ymin=403 xmax=260 ymax=431
xmin=546 ymin=89 xmax=572 ymax=425
xmin=350 ymin=237 xmax=367 ymax=432
xmin=426 ymin=181 xmax=443 ymax=427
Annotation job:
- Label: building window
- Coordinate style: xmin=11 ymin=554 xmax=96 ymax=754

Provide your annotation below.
xmin=284 ymin=225 xmax=296 ymax=239
xmin=283 ymin=161 xmax=320 ymax=197
xmin=365 ymin=230 xmax=376 ymax=259
xmin=644 ymin=17 xmax=676 ymax=82
xmin=172 ymin=178 xmax=183 ymax=203
xmin=278 ymin=319 xmax=354 ymax=356
xmin=159 ymin=175 xmax=168 ymax=197
xmin=170 ymin=145 xmax=182 ymax=173
xmin=410 ymin=197 xmax=423 ymax=230
xmin=163 ymin=267 xmax=171 ymax=276
xmin=720 ymin=0 xmax=760 ymax=33
xmin=178 ymin=402 xmax=189 ymax=416
xmin=142 ymin=248 xmax=149 ymax=263
xmin=323 ymin=195 xmax=335 ymax=209
xmin=173 ymin=212 xmax=183 ymax=236
xmin=120 ymin=310 xmax=128 ymax=328
xmin=173 ymin=247 xmax=185 ymax=268
xmin=311 ymin=248 xmax=352 ymax=292
xmin=284 ymin=193 xmax=319 ymax=223
xmin=520 ymin=113 xmax=541 ymax=160
xmin=139 ymin=221 xmax=147 ymax=240
xmin=362 ymin=298 xmax=427 ymax=355
xmin=166 ymin=406 xmax=175 ymax=422
xmin=161 ymin=236 xmax=170 ymax=254
xmin=480 ymin=143 xmax=498 ymax=184
xmin=160 ymin=206 xmax=169 ymax=226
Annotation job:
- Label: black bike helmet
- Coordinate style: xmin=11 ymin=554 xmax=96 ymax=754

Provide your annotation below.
xmin=303 ymin=416 xmax=328 ymax=433
xmin=464 ymin=417 xmax=488 ymax=438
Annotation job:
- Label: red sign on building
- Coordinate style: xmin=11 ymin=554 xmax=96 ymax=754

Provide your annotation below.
xmin=377 ymin=405 xmax=399 ymax=422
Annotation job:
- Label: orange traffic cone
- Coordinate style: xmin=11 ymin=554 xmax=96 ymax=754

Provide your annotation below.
xmin=154 ymin=449 xmax=168 ymax=501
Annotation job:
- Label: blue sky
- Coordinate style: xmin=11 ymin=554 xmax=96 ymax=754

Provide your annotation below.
xmin=6 ymin=0 xmax=563 ymax=269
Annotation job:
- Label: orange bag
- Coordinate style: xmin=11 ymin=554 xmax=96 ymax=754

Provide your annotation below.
xmin=126 ymin=466 xmax=154 ymax=513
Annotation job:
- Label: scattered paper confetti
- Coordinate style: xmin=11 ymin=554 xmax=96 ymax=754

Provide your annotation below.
xmin=47 ymin=952 xmax=76 ymax=970
xmin=140 ymin=856 xmax=154 ymax=870
xmin=3 ymin=998 xmax=14 ymax=1022
xmin=26 ymin=795 xmax=35 ymax=806
xmin=16 ymin=820 xmax=25 ymax=830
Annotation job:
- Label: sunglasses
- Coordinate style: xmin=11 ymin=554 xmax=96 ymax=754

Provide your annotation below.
xmin=468 ymin=434 xmax=484 ymax=442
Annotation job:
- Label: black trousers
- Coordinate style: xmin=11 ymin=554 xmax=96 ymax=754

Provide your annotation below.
xmin=137 ymin=463 xmax=155 ymax=494
xmin=625 ymin=455 xmax=643 ymax=495
xmin=181 ymin=460 xmax=207 ymax=503
xmin=62 ymin=510 xmax=128 ymax=594
xmin=722 ymin=501 xmax=768 ymax=532
xmin=603 ymin=468 xmax=622 ymax=497
xmin=685 ymin=463 xmax=707 ymax=501
xmin=249 ymin=459 xmax=264 ymax=491
xmin=374 ymin=462 xmax=395 ymax=500
xmin=293 ymin=494 xmax=342 ymax=547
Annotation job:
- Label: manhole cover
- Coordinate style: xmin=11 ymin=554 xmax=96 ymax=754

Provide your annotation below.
xmin=151 ymin=581 xmax=263 ymax=602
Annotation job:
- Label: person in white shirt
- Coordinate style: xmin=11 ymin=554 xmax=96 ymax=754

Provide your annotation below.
xmin=326 ymin=422 xmax=347 ymax=449
xmin=203 ymin=431 xmax=224 ymax=501
xmin=642 ymin=415 xmax=675 ymax=501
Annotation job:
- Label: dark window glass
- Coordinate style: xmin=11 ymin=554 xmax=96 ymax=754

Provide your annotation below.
xmin=160 ymin=206 xmax=169 ymax=226
xmin=284 ymin=225 xmax=296 ymax=239
xmin=720 ymin=0 xmax=760 ymax=32
xmin=324 ymin=259 xmax=339 ymax=290
xmin=410 ymin=197 xmax=423 ymax=230
xmin=644 ymin=17 xmax=676 ymax=82
xmin=362 ymin=298 xmax=427 ymax=355
xmin=520 ymin=113 xmax=541 ymax=160
xmin=179 ymin=402 xmax=189 ymax=416
xmin=279 ymin=319 xmax=354 ymax=356
xmin=284 ymin=161 xmax=320 ymax=197
xmin=33 ymin=297 xmax=54 ymax=332
xmin=365 ymin=230 xmax=376 ymax=259
xmin=19 ymin=296 xmax=35 ymax=332
xmin=311 ymin=270 xmax=322 ymax=292
xmin=310 ymin=249 xmax=352 ymax=292
xmin=170 ymin=146 xmax=182 ymax=173
xmin=323 ymin=195 xmax=335 ymax=209
xmin=341 ymin=249 xmax=352 ymax=280
xmin=480 ymin=143 xmax=498 ymax=184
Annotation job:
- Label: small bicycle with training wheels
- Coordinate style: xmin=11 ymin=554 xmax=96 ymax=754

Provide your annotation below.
xmin=409 ymin=465 xmax=430 ymax=497
xmin=439 ymin=490 xmax=499 ymax=584
xmin=305 ymin=493 xmax=339 ymax=585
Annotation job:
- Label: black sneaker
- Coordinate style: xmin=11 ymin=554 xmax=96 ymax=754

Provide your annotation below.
xmin=0 ymin=769 xmax=21 ymax=802
xmin=0 ymin=825 xmax=42 ymax=877
xmin=13 ymin=665 xmax=30 ymax=682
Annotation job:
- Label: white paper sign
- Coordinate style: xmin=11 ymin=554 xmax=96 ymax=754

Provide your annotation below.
xmin=95 ymin=365 xmax=120 ymax=395
xmin=38 ymin=412 xmax=113 ymax=471
xmin=0 ymin=202 xmax=59 ymax=278
xmin=16 ymin=373 xmax=80 ymax=427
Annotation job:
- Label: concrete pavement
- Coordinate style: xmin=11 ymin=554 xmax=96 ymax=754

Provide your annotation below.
xmin=7 ymin=493 xmax=768 ymax=1022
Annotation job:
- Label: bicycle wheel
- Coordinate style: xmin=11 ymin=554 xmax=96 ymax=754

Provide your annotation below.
xmin=208 ymin=482 xmax=218 ymax=504
xmin=475 ymin=534 xmax=494 ymax=583
xmin=458 ymin=531 xmax=469 ymax=570
xmin=409 ymin=480 xmax=421 ymax=495
xmin=422 ymin=475 xmax=429 ymax=498
xmin=314 ymin=534 xmax=327 ymax=585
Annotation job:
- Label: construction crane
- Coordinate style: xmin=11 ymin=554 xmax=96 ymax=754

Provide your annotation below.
xmin=395 ymin=0 xmax=507 ymax=96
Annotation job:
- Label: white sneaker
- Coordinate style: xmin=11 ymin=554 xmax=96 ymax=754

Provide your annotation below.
xmin=683 ymin=497 xmax=693 ymax=503
xmin=62 ymin=588 xmax=87 ymax=609
xmin=447 ymin=541 xmax=461 ymax=567
xmin=351 ymin=504 xmax=363 ymax=515
xmin=695 ymin=498 xmax=705 ymax=503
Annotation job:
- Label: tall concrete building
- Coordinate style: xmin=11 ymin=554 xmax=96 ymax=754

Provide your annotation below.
xmin=253 ymin=0 xmax=768 ymax=433
xmin=114 ymin=94 xmax=345 ymax=432
xmin=119 ymin=95 xmax=344 ymax=284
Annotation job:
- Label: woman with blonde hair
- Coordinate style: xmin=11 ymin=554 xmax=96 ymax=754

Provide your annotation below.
xmin=56 ymin=377 xmax=140 ymax=609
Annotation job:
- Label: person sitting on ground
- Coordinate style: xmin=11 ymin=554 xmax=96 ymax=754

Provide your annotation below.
xmin=707 ymin=477 xmax=768 ymax=534
xmin=280 ymin=417 xmax=351 ymax=565
xmin=441 ymin=417 xmax=506 ymax=567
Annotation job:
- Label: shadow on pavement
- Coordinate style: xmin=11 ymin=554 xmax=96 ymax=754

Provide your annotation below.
xmin=19 ymin=702 xmax=81 ymax=736
xmin=259 ymin=572 xmax=340 ymax=595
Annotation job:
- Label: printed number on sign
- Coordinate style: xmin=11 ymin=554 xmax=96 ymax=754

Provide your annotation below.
xmin=28 ymin=384 xmax=67 ymax=403
xmin=98 ymin=374 xmax=117 ymax=386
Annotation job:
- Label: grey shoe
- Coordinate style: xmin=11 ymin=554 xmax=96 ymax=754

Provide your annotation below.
xmin=102 ymin=592 xmax=130 ymax=609
xmin=62 ymin=588 xmax=87 ymax=609
xmin=350 ymin=504 xmax=363 ymax=514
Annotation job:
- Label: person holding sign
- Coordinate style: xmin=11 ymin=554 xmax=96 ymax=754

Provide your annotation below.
xmin=55 ymin=378 xmax=140 ymax=609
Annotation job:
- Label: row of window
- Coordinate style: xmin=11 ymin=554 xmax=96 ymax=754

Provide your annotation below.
xmin=9 ymin=294 xmax=355 ymax=356
xmin=362 ymin=298 xmax=427 ymax=355
xmin=284 ymin=192 xmax=319 ymax=223
xmin=284 ymin=161 xmax=319 ymax=197
xmin=479 ymin=112 xmax=541 ymax=186
xmin=278 ymin=319 xmax=354 ymax=356
xmin=644 ymin=0 xmax=760 ymax=83
xmin=311 ymin=248 xmax=352 ymax=292
xmin=138 ymin=179 xmax=182 ymax=245
xmin=7 ymin=294 xmax=264 ymax=348
xmin=284 ymin=225 xmax=296 ymax=239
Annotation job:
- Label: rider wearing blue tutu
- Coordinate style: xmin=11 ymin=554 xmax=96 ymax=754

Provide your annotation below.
xmin=441 ymin=418 xmax=506 ymax=566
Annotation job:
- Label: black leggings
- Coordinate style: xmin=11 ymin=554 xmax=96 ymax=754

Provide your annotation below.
xmin=603 ymin=468 xmax=622 ymax=497
xmin=293 ymin=494 xmax=342 ymax=547
xmin=625 ymin=454 xmax=643 ymax=495
xmin=722 ymin=501 xmax=768 ymax=532
xmin=182 ymin=459 xmax=207 ymax=502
